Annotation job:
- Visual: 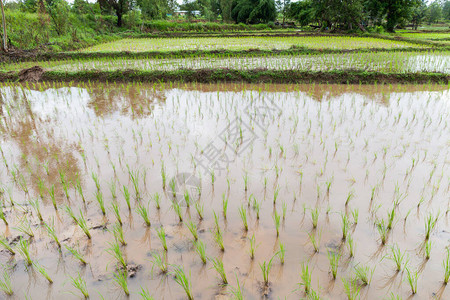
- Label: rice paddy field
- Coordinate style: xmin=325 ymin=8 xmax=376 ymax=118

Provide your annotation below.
xmin=81 ymin=36 xmax=424 ymax=52
xmin=0 ymin=81 xmax=449 ymax=300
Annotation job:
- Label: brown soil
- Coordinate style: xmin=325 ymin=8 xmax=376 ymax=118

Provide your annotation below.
xmin=18 ymin=66 xmax=44 ymax=82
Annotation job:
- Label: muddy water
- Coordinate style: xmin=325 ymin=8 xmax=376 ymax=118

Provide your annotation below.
xmin=0 ymin=82 xmax=449 ymax=300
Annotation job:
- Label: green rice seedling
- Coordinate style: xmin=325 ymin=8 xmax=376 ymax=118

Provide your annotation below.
xmin=169 ymin=179 xmax=176 ymax=197
xmin=210 ymin=257 xmax=228 ymax=284
xmin=194 ymin=239 xmax=207 ymax=264
xmin=15 ymin=218 xmax=34 ymax=238
xmin=139 ymin=287 xmax=154 ymax=300
xmin=32 ymin=262 xmax=53 ymax=283
xmin=260 ymin=255 xmax=276 ymax=286
xmin=376 ymin=219 xmax=388 ymax=245
xmin=64 ymin=205 xmax=78 ymax=224
xmin=113 ymin=270 xmax=129 ymax=296
xmin=387 ymin=244 xmax=408 ymax=272
xmin=273 ymin=187 xmax=280 ymax=205
xmin=107 ymin=241 xmax=127 ymax=269
xmin=184 ymin=191 xmax=191 ymax=208
xmin=70 ymin=273 xmax=88 ymax=299
xmin=186 ymin=220 xmax=198 ymax=241
xmin=0 ymin=267 xmax=13 ymax=296
xmin=444 ymin=249 xmax=450 ymax=284
xmin=129 ymin=169 xmax=141 ymax=199
xmin=254 ymin=200 xmax=261 ymax=220
xmin=43 ymin=219 xmax=61 ymax=249
xmin=75 ymin=178 xmax=85 ymax=203
xmin=195 ymin=202 xmax=204 ymax=220
xmin=213 ymin=211 xmax=220 ymax=233
xmin=327 ymin=250 xmax=340 ymax=280
xmin=311 ymin=207 xmax=319 ymax=229
xmin=229 ymin=274 xmax=244 ymax=299
xmin=157 ymin=227 xmax=167 ymax=251
xmin=347 ymin=235 xmax=355 ymax=257
xmin=424 ymin=212 xmax=439 ymax=240
xmin=249 ymin=234 xmax=257 ymax=259
xmin=170 ymin=265 xmax=193 ymax=300
xmin=299 ymin=263 xmax=312 ymax=295
xmin=112 ymin=223 xmax=126 ymax=246
xmin=210 ymin=169 xmax=215 ymax=186
xmin=345 ymin=190 xmax=354 ymax=206
xmin=239 ymin=205 xmax=248 ymax=232
xmin=136 ymin=201 xmax=151 ymax=226
xmin=91 ymin=172 xmax=100 ymax=191
xmin=273 ymin=210 xmax=281 ymax=236
xmin=76 ymin=210 xmax=91 ymax=239
xmin=243 ymin=173 xmax=249 ymax=191
xmin=405 ymin=267 xmax=418 ymax=294
xmin=387 ymin=207 xmax=396 ymax=230
xmin=424 ymin=240 xmax=431 ymax=259
xmin=122 ymin=185 xmax=131 ymax=210
xmin=173 ymin=201 xmax=183 ymax=222
xmin=341 ymin=214 xmax=349 ymax=241
xmin=354 ymin=264 xmax=375 ymax=285
xmin=213 ymin=228 xmax=225 ymax=252
xmin=309 ymin=231 xmax=321 ymax=253
xmin=277 ymin=243 xmax=285 ymax=264
xmin=222 ymin=194 xmax=228 ymax=219
xmin=29 ymin=199 xmax=43 ymax=222
xmin=17 ymin=238 xmax=33 ymax=266
xmin=111 ymin=201 xmax=122 ymax=225
xmin=282 ymin=201 xmax=287 ymax=220
xmin=65 ymin=244 xmax=87 ymax=265
xmin=342 ymin=277 xmax=361 ymax=300
xmin=352 ymin=208 xmax=359 ymax=225
xmin=161 ymin=164 xmax=167 ymax=189
xmin=95 ymin=191 xmax=106 ymax=216
xmin=0 ymin=206 xmax=7 ymax=226
xmin=49 ymin=185 xmax=57 ymax=210
xmin=153 ymin=193 xmax=161 ymax=210
xmin=151 ymin=251 xmax=168 ymax=274
xmin=0 ymin=236 xmax=15 ymax=255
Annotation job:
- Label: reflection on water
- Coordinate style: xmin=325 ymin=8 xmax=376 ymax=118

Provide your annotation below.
xmin=0 ymin=82 xmax=449 ymax=300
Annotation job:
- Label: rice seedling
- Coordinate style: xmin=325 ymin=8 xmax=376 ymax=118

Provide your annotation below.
xmin=111 ymin=201 xmax=122 ymax=225
xmin=341 ymin=214 xmax=349 ymax=241
xmin=139 ymin=287 xmax=155 ymax=300
xmin=49 ymin=185 xmax=57 ymax=210
xmin=387 ymin=244 xmax=408 ymax=272
xmin=210 ymin=169 xmax=215 ymax=186
xmin=222 ymin=193 xmax=228 ymax=219
xmin=183 ymin=190 xmax=191 ymax=207
xmin=76 ymin=210 xmax=91 ymax=239
xmin=186 ymin=220 xmax=198 ymax=241
xmin=387 ymin=206 xmax=396 ymax=230
xmin=444 ymin=248 xmax=450 ymax=284
xmin=157 ymin=226 xmax=167 ymax=251
xmin=239 ymin=205 xmax=248 ymax=232
xmin=29 ymin=198 xmax=43 ymax=222
xmin=327 ymin=250 xmax=340 ymax=280
xmin=354 ymin=264 xmax=375 ymax=285
xmin=376 ymin=219 xmax=388 ymax=245
xmin=16 ymin=238 xmax=33 ymax=266
xmin=249 ymin=234 xmax=257 ymax=259
xmin=273 ymin=210 xmax=281 ymax=236
xmin=172 ymin=201 xmax=183 ymax=222
xmin=136 ymin=201 xmax=151 ymax=227
xmin=43 ymin=219 xmax=61 ymax=249
xmin=95 ymin=190 xmax=106 ymax=216
xmin=75 ymin=178 xmax=85 ymax=203
xmin=69 ymin=273 xmax=89 ymax=299
xmin=170 ymin=265 xmax=194 ymax=300
xmin=0 ymin=236 xmax=15 ymax=255
xmin=113 ymin=270 xmax=130 ymax=296
xmin=129 ymin=168 xmax=141 ymax=199
xmin=342 ymin=277 xmax=361 ymax=300
xmin=195 ymin=201 xmax=204 ymax=220
xmin=345 ymin=190 xmax=354 ymax=206
xmin=277 ymin=243 xmax=285 ymax=264
xmin=64 ymin=205 xmax=78 ymax=224
xmin=229 ymin=274 xmax=244 ymax=299
xmin=311 ymin=207 xmax=319 ymax=229
xmin=424 ymin=212 xmax=439 ymax=240
xmin=65 ymin=244 xmax=87 ymax=265
xmin=122 ymin=185 xmax=131 ymax=210
xmin=151 ymin=251 xmax=168 ymax=274
xmin=405 ymin=267 xmax=418 ymax=294
xmin=351 ymin=208 xmax=359 ymax=225
xmin=309 ymin=231 xmax=321 ymax=253
xmin=91 ymin=172 xmax=101 ymax=191
xmin=210 ymin=256 xmax=228 ymax=284
xmin=299 ymin=263 xmax=312 ymax=295
xmin=213 ymin=227 xmax=225 ymax=252
xmin=161 ymin=163 xmax=167 ymax=189
xmin=107 ymin=241 xmax=127 ymax=269
xmin=112 ymin=223 xmax=126 ymax=246
xmin=0 ymin=267 xmax=13 ymax=296
xmin=32 ymin=262 xmax=53 ymax=283
xmin=0 ymin=206 xmax=7 ymax=225
xmin=193 ymin=239 xmax=207 ymax=264
xmin=347 ymin=235 xmax=355 ymax=257
xmin=424 ymin=240 xmax=431 ymax=259
xmin=273 ymin=186 xmax=280 ymax=205
xmin=259 ymin=255 xmax=276 ymax=286
xmin=15 ymin=218 xmax=34 ymax=238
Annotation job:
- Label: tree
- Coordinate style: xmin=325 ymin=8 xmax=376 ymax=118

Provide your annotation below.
xmin=443 ymin=1 xmax=450 ymax=20
xmin=287 ymin=0 xmax=314 ymax=26
xmin=366 ymin=0 xmax=420 ymax=32
xmin=231 ymin=0 xmax=276 ymax=24
xmin=410 ymin=0 xmax=427 ymax=29
xmin=426 ymin=1 xmax=442 ymax=24
xmin=219 ymin=0 xmax=233 ymax=22
xmin=98 ymin=0 xmax=131 ymax=26
xmin=0 ymin=0 xmax=7 ymax=52
xmin=137 ymin=0 xmax=176 ymax=19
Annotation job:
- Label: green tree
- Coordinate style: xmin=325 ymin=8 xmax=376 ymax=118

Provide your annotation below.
xmin=366 ymin=0 xmax=421 ymax=32
xmin=231 ymin=0 xmax=276 ymax=24
xmin=287 ymin=0 xmax=314 ymax=26
xmin=219 ymin=0 xmax=233 ymax=22
xmin=137 ymin=0 xmax=176 ymax=19
xmin=426 ymin=1 xmax=442 ymax=24
xmin=46 ymin=0 xmax=70 ymax=35
xmin=443 ymin=1 xmax=450 ymax=20
xmin=410 ymin=0 xmax=427 ymax=29
xmin=98 ymin=0 xmax=131 ymax=26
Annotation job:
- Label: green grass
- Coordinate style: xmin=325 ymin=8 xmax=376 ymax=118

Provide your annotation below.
xmin=170 ymin=265 xmax=194 ymax=300
xmin=0 ymin=267 xmax=13 ymax=296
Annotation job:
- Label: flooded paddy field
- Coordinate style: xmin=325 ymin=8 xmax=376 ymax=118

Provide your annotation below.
xmin=0 ymin=82 xmax=449 ymax=299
